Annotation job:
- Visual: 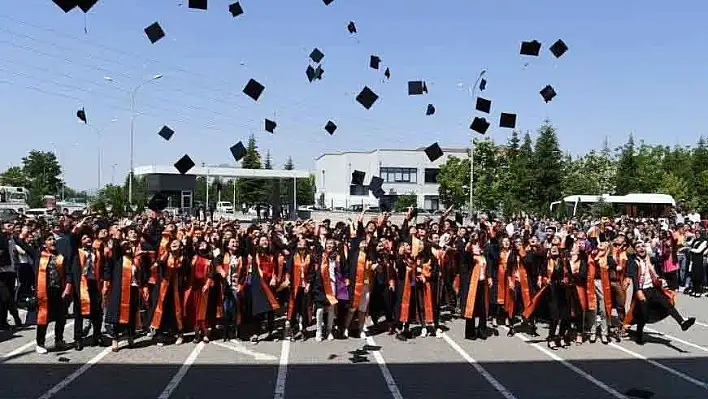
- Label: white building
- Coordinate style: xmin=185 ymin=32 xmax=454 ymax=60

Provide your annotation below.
xmin=314 ymin=147 xmax=469 ymax=211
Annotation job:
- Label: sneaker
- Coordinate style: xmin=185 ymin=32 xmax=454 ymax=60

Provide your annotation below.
xmin=681 ymin=317 xmax=696 ymax=331
xmin=343 ymin=329 xmax=349 ymax=338
xmin=327 ymin=333 xmax=334 ymax=341
xmin=435 ymin=328 xmax=443 ymax=338
xmin=35 ymin=345 xmax=48 ymax=354
xmin=175 ymin=336 xmax=184 ymax=345
xmin=54 ymin=340 xmax=67 ymax=351
xmin=360 ymin=331 xmax=367 ymax=339
xmin=202 ymin=335 xmax=210 ymax=343
xmin=421 ymin=328 xmax=429 ymax=338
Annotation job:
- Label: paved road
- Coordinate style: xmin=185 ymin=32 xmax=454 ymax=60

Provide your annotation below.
xmin=1 ymin=295 xmax=707 ymax=399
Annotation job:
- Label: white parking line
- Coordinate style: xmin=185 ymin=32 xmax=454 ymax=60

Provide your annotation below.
xmin=365 ymin=334 xmax=404 ymax=399
xmin=609 ymin=343 xmax=708 ymax=390
xmin=157 ymin=342 xmax=205 ymax=399
xmin=36 ymin=347 xmax=112 ymax=399
xmin=273 ymin=339 xmax=290 ymax=399
xmin=696 ymin=321 xmax=708 ymax=328
xmin=644 ymin=327 xmax=708 ymax=353
xmin=441 ymin=333 xmax=518 ymax=399
xmin=213 ymin=340 xmax=278 ymax=361
xmin=2 ymin=321 xmax=75 ymax=360
xmin=501 ymin=327 xmax=627 ymax=399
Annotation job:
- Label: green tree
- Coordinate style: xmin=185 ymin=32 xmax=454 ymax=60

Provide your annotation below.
xmin=473 ymin=137 xmax=503 ymax=212
xmin=95 ymin=184 xmax=127 ymax=217
xmin=21 ymin=150 xmax=63 ymax=208
xmin=614 ymin=134 xmax=639 ymax=195
xmin=657 ymin=172 xmax=689 ymax=203
xmin=237 ymin=134 xmax=263 ymax=206
xmin=0 ymin=166 xmax=29 ymax=187
xmin=394 ymin=193 xmax=418 ymax=211
xmin=122 ymin=175 xmax=147 ymax=209
xmin=437 ymin=156 xmax=470 ymax=209
xmin=529 ymin=122 xmax=563 ymax=213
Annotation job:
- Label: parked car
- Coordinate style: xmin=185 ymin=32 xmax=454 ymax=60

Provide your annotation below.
xmin=0 ymin=208 xmax=20 ymax=223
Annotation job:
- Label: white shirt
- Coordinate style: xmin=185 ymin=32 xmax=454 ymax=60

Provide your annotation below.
xmin=328 ymin=258 xmax=337 ymax=294
xmin=638 ymin=258 xmax=654 ymax=290
xmin=477 ymin=257 xmax=487 ymax=281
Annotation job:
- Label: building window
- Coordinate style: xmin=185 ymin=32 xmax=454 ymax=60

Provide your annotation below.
xmin=350 ymin=185 xmax=370 ymax=196
xmin=424 ymin=168 xmax=439 ymax=183
xmin=380 ymin=167 xmax=417 ymax=183
xmin=424 ymin=195 xmax=440 ymax=211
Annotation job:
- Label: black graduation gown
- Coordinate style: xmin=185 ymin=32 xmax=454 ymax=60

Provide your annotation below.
xmin=244 ymin=254 xmax=281 ymax=317
xmin=104 ymin=243 xmax=144 ymax=335
xmin=147 ymin=247 xmax=192 ymax=332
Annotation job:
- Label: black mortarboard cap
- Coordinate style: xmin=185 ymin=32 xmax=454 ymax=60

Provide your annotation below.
xmin=158 ymin=125 xmax=174 ymax=141
xmin=351 ymin=170 xmax=365 ymax=186
xmin=229 ymin=2 xmax=243 ymax=17
xmin=384 ymin=68 xmax=390 ymax=79
xmin=310 ymin=48 xmax=325 ymax=63
xmin=470 ymin=117 xmax=490 ymax=135
xmin=324 ymin=121 xmax=337 ymax=135
xmin=230 ymin=141 xmax=247 ymax=162
xmin=145 ymin=22 xmax=165 ymax=44
xmin=540 ymin=85 xmax=557 ymax=103
xmin=53 ymin=0 xmax=77 ymax=13
xmin=455 ymin=212 xmax=464 ymax=225
xmin=347 ymin=21 xmax=357 ymax=34
xmin=174 ymin=154 xmax=195 ymax=175
xmin=520 ymin=40 xmax=541 ymax=56
xmin=499 ymin=113 xmax=517 ymax=129
xmin=323 ymin=0 xmax=334 ymax=5
xmin=188 ymin=0 xmax=207 ymax=10
xmin=314 ymin=65 xmax=324 ymax=80
xmin=549 ymin=39 xmax=569 ymax=58
xmin=426 ymin=104 xmax=435 ymax=116
xmin=479 ymin=78 xmax=487 ymax=91
xmin=356 ymin=86 xmax=378 ymax=110
xmin=370 ymin=176 xmax=383 ymax=191
xmin=625 ymin=389 xmax=654 ymax=399
xmin=373 ymin=189 xmax=385 ymax=200
xmin=243 ymin=78 xmax=265 ymax=101
xmin=306 ymin=65 xmax=316 ymax=82
xmin=475 ymin=97 xmax=491 ymax=113
xmin=77 ymin=0 xmax=98 ymax=12
xmin=370 ymin=55 xmax=381 ymax=70
xmin=424 ymin=142 xmax=443 ymax=162
xmin=147 ymin=193 xmax=169 ymax=212
xmin=265 ymin=119 xmax=276 ymax=133
xmin=408 ymin=81 xmax=425 ymax=95
xmin=76 ymin=108 xmax=87 ymax=124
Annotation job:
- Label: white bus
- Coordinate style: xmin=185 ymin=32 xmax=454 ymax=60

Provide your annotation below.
xmin=550 ymin=193 xmax=676 ymax=218
xmin=0 ymin=186 xmax=29 ymax=212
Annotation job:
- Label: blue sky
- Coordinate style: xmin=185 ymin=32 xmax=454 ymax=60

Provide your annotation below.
xmin=1 ymin=0 xmax=707 ymax=191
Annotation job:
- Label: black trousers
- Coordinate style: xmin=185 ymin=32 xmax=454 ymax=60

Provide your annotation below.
xmin=37 ymin=289 xmax=66 ymax=346
xmin=0 ymin=272 xmax=20 ymax=325
xmin=73 ymin=281 xmax=103 ymax=341
xmin=637 ymin=287 xmax=683 ymax=332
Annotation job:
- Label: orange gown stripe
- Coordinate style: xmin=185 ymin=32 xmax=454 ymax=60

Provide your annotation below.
xmin=320 ymin=256 xmax=338 ymax=306
xmin=287 ymin=253 xmax=310 ymax=319
xmin=398 ymin=260 xmax=413 ymax=323
xmin=352 ymin=250 xmax=367 ymax=310
xmin=36 ymin=253 xmax=65 ymax=326
xmin=256 ymin=255 xmax=281 ymax=311
xmin=119 ymin=256 xmax=134 ymax=324
xmin=151 ymin=255 xmax=184 ymax=330
xmin=497 ymin=250 xmax=509 ymax=305
xmin=421 ymin=260 xmax=434 ymax=324
xmin=78 ymin=249 xmax=102 ymax=316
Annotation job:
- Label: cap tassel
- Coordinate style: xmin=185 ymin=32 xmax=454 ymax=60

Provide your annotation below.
xmin=84 ymin=13 xmax=88 ymax=34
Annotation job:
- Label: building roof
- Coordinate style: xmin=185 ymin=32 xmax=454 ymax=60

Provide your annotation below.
xmin=134 ymin=165 xmax=310 ymax=179
xmin=315 ymin=147 xmax=468 ymax=161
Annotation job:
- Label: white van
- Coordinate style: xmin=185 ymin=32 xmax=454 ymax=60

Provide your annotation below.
xmin=216 ymin=201 xmax=234 ymax=213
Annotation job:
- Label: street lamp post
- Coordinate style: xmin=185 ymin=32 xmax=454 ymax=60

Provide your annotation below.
xmin=468 ymin=69 xmax=486 ymax=219
xmin=104 ymin=74 xmax=162 ymax=205
xmin=87 ymin=119 xmax=117 ymax=193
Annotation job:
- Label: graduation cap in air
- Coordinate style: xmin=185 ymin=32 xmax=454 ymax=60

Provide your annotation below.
xmin=351 ymin=170 xmax=365 ymax=186
xmin=479 ymin=78 xmax=487 ymax=91
xmin=356 ymin=86 xmax=378 ymax=109
xmin=625 ymin=389 xmax=654 ymax=399
xmin=229 ymin=2 xmax=244 ymax=17
xmin=520 ymin=40 xmax=542 ymax=56
xmin=265 ymin=119 xmax=276 ymax=133
xmin=306 ymin=65 xmax=317 ymax=82
xmin=549 ymin=39 xmax=569 ymax=58
xmin=384 ymin=68 xmax=390 ymax=79
xmin=310 ymin=48 xmax=325 ymax=63
xmin=540 ymin=85 xmax=557 ymax=103
xmin=369 ymin=176 xmax=384 ymax=196
xmin=314 ymin=65 xmax=324 ymax=80
xmin=408 ymin=81 xmax=427 ymax=95
xmin=470 ymin=117 xmax=490 ymax=135
xmin=174 ymin=154 xmax=195 ymax=175
xmin=188 ymin=0 xmax=207 ymax=10
xmin=144 ymin=22 xmax=166 ymax=44
xmin=425 ymin=142 xmax=443 ymax=162
xmin=426 ymin=104 xmax=435 ymax=116
xmin=369 ymin=55 xmax=381 ymax=70
xmin=76 ymin=108 xmax=87 ymax=124
xmin=499 ymin=113 xmax=517 ymax=129
xmin=53 ymin=0 xmax=77 ymax=13
xmin=147 ymin=193 xmax=169 ymax=212
xmin=475 ymin=97 xmax=491 ymax=113
xmin=243 ymin=78 xmax=265 ymax=101
xmin=347 ymin=21 xmax=357 ymax=34
xmin=324 ymin=120 xmax=337 ymax=135
xmin=77 ymin=0 xmax=98 ymax=12
xmin=158 ymin=125 xmax=174 ymax=141
xmin=230 ymin=141 xmax=247 ymax=162
xmin=322 ymin=0 xmax=334 ymax=5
